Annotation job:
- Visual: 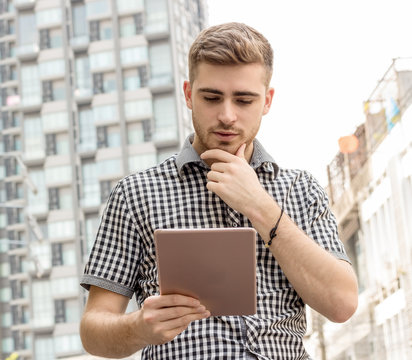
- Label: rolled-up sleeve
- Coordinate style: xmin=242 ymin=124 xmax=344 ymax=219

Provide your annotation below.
xmin=80 ymin=181 xmax=141 ymax=298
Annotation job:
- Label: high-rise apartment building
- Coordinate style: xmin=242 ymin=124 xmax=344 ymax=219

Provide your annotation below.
xmin=0 ymin=0 xmax=206 ymax=358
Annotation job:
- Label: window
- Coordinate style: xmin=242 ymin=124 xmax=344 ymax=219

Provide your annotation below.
xmin=75 ymin=56 xmax=92 ymax=96
xmin=78 ymin=108 xmax=96 ymax=152
xmin=18 ymin=13 xmax=36 ymax=45
xmin=128 ymin=152 xmax=156 ymax=172
xmin=127 ymin=122 xmax=145 ymax=144
xmin=48 ymin=220 xmax=75 ymax=239
xmin=124 ymin=98 xmax=152 ymax=119
xmin=123 ymin=65 xmax=148 ymax=90
xmin=39 ymin=59 xmax=65 ymax=78
xmin=89 ymin=51 xmax=114 ymax=70
xmin=100 ymin=20 xmax=112 ymax=40
xmin=120 ymin=46 xmax=148 ymax=65
xmin=97 ymin=125 xmax=121 ymax=148
xmin=86 ymin=0 xmax=110 ymax=17
xmin=42 ymin=111 xmax=69 ymax=132
xmin=45 ymin=165 xmax=72 ymax=185
xmin=36 ymin=8 xmax=62 ymax=27
xmin=119 ymin=16 xmax=135 ymax=38
xmin=24 ymin=115 xmax=45 ymax=159
xmin=153 ymin=95 xmax=177 ymax=141
xmin=35 ymin=336 xmax=54 ymax=360
xmin=116 ymin=0 xmax=143 ymax=13
xmin=54 ymin=334 xmax=82 ymax=354
xmin=51 ymin=276 xmax=79 ymax=296
xmin=72 ymin=3 xmax=87 ymax=38
xmin=21 ymin=65 xmax=41 ymax=106
xmin=82 ymin=162 xmax=100 ymax=207
xmin=96 ymin=158 xmax=122 ymax=176
xmin=32 ymin=281 xmax=53 ymax=327
xmin=93 ymin=103 xmax=118 ymax=124
xmin=145 ymin=0 xmax=168 ymax=34
xmin=85 ymin=216 xmax=99 ymax=254
xmin=93 ymin=72 xmax=116 ymax=94
xmin=149 ymin=42 xmax=172 ymax=85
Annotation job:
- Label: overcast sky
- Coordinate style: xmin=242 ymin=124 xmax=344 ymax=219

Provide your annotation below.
xmin=207 ymin=0 xmax=412 ymax=185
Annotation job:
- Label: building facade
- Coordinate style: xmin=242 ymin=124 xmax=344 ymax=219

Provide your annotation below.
xmin=0 ymin=0 xmax=206 ymax=358
xmin=307 ymin=58 xmax=412 ymax=360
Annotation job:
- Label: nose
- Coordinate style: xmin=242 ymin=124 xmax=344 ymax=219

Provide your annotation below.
xmin=217 ymin=100 xmax=237 ymax=125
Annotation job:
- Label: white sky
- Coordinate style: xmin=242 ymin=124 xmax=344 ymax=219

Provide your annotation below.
xmin=207 ymin=0 xmax=412 ymax=185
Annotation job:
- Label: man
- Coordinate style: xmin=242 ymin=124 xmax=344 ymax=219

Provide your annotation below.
xmin=80 ymin=22 xmax=358 ymax=359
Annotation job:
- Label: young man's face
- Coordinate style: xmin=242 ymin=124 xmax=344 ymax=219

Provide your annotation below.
xmin=183 ymin=63 xmax=274 ymax=161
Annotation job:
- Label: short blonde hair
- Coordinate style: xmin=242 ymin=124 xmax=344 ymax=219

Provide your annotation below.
xmin=188 ymin=22 xmax=273 ymax=87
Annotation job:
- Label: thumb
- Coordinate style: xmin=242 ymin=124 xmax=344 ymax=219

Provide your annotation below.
xmin=235 ymin=143 xmax=247 ymax=159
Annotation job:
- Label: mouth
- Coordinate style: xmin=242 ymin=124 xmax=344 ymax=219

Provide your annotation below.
xmin=213 ymin=131 xmax=238 ymax=141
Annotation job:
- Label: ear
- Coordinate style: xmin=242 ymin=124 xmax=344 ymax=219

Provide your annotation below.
xmin=263 ymin=87 xmax=275 ymax=115
xmin=183 ymin=81 xmax=193 ymax=110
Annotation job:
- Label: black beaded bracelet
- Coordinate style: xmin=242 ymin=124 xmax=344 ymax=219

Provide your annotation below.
xmin=265 ymin=208 xmax=284 ymax=248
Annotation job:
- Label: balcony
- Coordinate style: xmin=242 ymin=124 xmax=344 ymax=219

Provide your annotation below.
xmin=149 ymin=74 xmax=174 ymax=94
xmin=70 ymin=35 xmax=89 ymax=52
xmin=15 ymin=43 xmax=39 ymax=61
xmin=13 ymin=0 xmax=35 ymax=10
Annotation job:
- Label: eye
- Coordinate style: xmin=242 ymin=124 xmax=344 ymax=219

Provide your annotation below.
xmin=237 ymin=99 xmax=253 ymax=105
xmin=204 ymin=96 xmax=220 ymax=102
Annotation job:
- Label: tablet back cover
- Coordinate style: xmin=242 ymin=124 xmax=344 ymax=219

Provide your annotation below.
xmin=154 ymin=228 xmax=257 ymax=316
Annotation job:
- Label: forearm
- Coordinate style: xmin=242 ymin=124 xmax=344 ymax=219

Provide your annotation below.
xmin=80 ymin=309 xmax=145 ymax=358
xmin=248 ymin=195 xmax=358 ymax=322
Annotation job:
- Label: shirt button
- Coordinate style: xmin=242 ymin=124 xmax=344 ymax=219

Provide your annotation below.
xmin=232 ymin=222 xmax=238 ymax=227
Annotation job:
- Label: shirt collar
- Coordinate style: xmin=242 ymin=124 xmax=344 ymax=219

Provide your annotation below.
xmin=176 ymin=134 xmax=279 ymax=177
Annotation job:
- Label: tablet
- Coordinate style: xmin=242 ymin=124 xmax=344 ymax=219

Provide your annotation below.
xmin=154 ymin=227 xmax=257 ymax=316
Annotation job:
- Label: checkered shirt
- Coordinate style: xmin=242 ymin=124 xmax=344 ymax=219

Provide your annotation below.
xmin=81 ymin=135 xmax=349 ymax=360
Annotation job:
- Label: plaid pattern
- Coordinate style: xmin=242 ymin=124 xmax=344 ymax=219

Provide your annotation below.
xmin=81 ymin=135 xmax=349 ymax=360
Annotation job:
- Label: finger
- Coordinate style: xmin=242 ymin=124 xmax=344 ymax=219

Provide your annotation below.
xmin=154 ymin=305 xmax=207 ymax=322
xmin=161 ymin=310 xmax=210 ymax=330
xmin=235 ymin=143 xmax=246 ymax=159
xmin=201 ymin=149 xmax=235 ymax=163
xmin=144 ymin=294 xmax=201 ymax=310
xmin=207 ymin=170 xmax=226 ymax=183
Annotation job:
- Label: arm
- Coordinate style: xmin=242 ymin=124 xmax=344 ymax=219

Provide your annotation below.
xmin=80 ymin=286 xmax=210 ymax=358
xmin=201 ymin=146 xmax=358 ymax=323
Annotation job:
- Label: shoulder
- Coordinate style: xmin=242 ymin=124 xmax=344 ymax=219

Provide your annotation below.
xmin=117 ymin=155 xmax=179 ymax=196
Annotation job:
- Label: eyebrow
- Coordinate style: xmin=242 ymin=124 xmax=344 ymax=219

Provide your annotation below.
xmin=198 ymin=88 xmax=260 ymax=97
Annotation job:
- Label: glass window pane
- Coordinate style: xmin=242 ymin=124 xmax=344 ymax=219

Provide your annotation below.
xmin=48 ymin=220 xmax=75 ymax=239
xmin=89 ymin=51 xmax=114 ymax=71
xmin=39 ymin=60 xmax=65 ymax=78
xmin=45 ymin=165 xmax=72 ymax=185
xmin=72 ymin=3 xmax=88 ymax=37
xmin=124 ymin=98 xmax=152 ymax=119
xmin=82 ymin=162 xmax=100 ymax=207
xmin=96 ymin=158 xmax=122 ymax=176
xmin=149 ymin=42 xmax=172 ymax=79
xmin=35 ymin=337 xmax=55 ymax=360
xmin=42 ymin=111 xmax=69 ymax=132
xmin=18 ymin=13 xmax=36 ymax=45
xmin=51 ymin=277 xmax=78 ymax=296
xmin=36 ymin=8 xmax=62 ymax=27
xmin=78 ymin=108 xmax=96 ymax=151
xmin=120 ymin=46 xmax=148 ymax=65
xmin=24 ymin=116 xmax=45 ymax=159
xmin=117 ymin=0 xmax=143 ymax=13
xmin=127 ymin=122 xmax=144 ymax=144
xmin=86 ymin=0 xmax=110 ymax=17
xmin=75 ymin=56 xmax=92 ymax=96
xmin=128 ymin=152 xmax=157 ymax=172
xmin=93 ymin=104 xmax=118 ymax=123
xmin=145 ymin=0 xmax=168 ymax=34
xmin=21 ymin=65 xmax=41 ymax=106
xmin=32 ymin=281 xmax=53 ymax=327
xmin=153 ymin=96 xmax=177 ymax=141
